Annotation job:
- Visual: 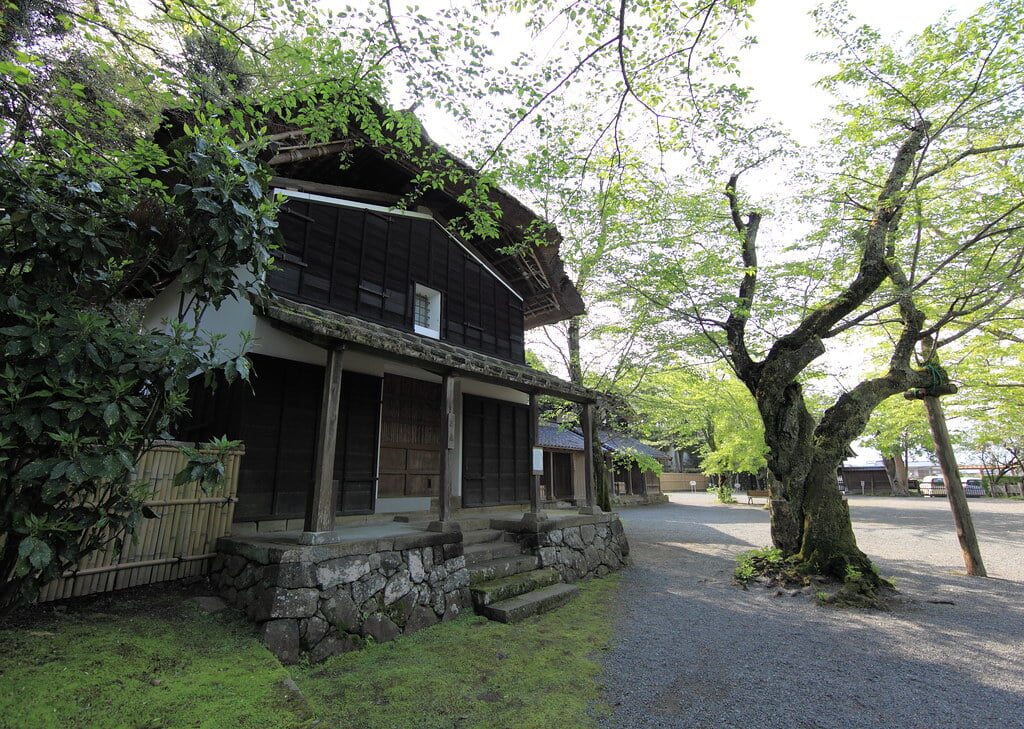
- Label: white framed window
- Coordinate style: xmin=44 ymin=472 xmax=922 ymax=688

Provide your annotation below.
xmin=413 ymin=284 xmax=442 ymax=339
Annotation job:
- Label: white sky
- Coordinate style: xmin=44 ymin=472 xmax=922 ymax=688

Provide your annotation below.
xmin=740 ymin=0 xmax=985 ymax=144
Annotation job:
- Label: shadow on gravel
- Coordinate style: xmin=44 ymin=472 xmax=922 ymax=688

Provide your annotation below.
xmin=604 ymin=499 xmax=1024 ymax=729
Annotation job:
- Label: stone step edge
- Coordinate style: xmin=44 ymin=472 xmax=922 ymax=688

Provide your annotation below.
xmin=467 ymin=554 xmax=540 ymax=584
xmin=462 ymin=528 xmax=506 ymax=546
xmin=477 ymin=583 xmax=580 ymax=624
xmin=469 ymin=568 xmax=562 ymax=607
xmin=463 ymin=541 xmax=523 ymax=566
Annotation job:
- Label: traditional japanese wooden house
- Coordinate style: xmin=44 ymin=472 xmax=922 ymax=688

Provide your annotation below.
xmin=535 ymin=423 xmax=669 ymax=503
xmin=139 ymin=110 xmax=634 ymax=663
xmin=145 ymin=112 xmax=601 ymax=536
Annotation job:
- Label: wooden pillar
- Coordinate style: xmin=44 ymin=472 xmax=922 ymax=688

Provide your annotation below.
xmin=529 ymin=392 xmax=541 ymax=515
xmin=304 ymin=346 xmax=345 ymax=535
xmin=580 ymin=401 xmax=599 ymax=513
xmin=429 ymin=374 xmax=459 ymax=533
xmin=438 ymin=373 xmax=455 ymax=523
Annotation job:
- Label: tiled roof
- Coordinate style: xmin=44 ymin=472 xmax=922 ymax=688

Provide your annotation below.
xmin=537 ymin=423 xmax=585 ymax=450
xmin=598 ymin=431 xmax=670 ymax=460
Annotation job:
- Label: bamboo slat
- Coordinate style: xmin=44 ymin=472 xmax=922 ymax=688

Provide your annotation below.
xmin=36 ymin=443 xmax=243 ymax=602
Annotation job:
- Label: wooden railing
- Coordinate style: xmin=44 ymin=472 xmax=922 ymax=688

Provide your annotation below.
xmin=37 ymin=442 xmax=242 ymax=603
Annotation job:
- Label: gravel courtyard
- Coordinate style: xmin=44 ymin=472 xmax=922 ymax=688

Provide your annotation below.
xmin=599 ymin=493 xmax=1024 ymax=729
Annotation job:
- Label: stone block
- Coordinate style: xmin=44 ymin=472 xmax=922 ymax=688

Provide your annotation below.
xmin=322 ymin=591 xmax=359 ymax=631
xmin=234 ymin=563 xmax=259 ymax=591
xmin=317 ymin=555 xmax=372 ymax=588
xmin=384 ymin=572 xmax=413 ymax=605
xmin=548 ymin=530 xmax=564 ymax=545
xmin=303 ymin=616 xmax=329 ymax=649
xmin=442 ymin=596 xmax=463 ymax=622
xmin=362 ymin=614 xmax=401 ymax=643
xmin=443 ymin=542 xmax=464 ymax=560
xmin=407 ymin=551 xmax=426 ymax=583
xmin=380 ymin=551 xmax=403 ymax=575
xmin=404 ymin=605 xmax=440 ymax=634
xmin=261 ymin=619 xmax=300 ymax=664
xmin=309 ymin=634 xmax=359 ymax=663
xmin=269 ymin=562 xmax=317 ymax=589
xmin=224 ymin=555 xmax=248 ymax=578
xmin=580 ymin=524 xmax=597 ymax=545
xmin=563 ymin=528 xmax=585 ymax=550
xmin=538 ymin=547 xmax=557 ymax=566
xmin=256 ymin=587 xmax=319 ymax=620
xmin=351 ymin=572 xmax=386 ymax=605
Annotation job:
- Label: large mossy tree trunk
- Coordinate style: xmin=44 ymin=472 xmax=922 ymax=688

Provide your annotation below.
xmin=722 ymin=123 xmax=937 ymax=589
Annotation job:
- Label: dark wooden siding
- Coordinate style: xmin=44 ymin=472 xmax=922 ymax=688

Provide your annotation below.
xmin=461 ymin=394 xmax=531 ymax=507
xmin=271 ymin=196 xmax=526 ymax=362
xmin=179 ymin=354 xmax=381 ymax=520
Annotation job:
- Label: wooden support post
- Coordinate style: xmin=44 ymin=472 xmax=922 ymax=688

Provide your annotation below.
xmin=521 ymin=392 xmax=548 ymax=528
xmin=580 ymin=401 xmax=599 ymax=514
xmin=303 ymin=346 xmax=345 ymax=538
xmin=529 ymin=393 xmax=541 ymax=515
xmin=922 ymin=395 xmax=987 ymax=577
xmin=429 ymin=374 xmax=460 ymax=533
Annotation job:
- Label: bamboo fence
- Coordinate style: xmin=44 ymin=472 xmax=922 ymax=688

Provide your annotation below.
xmin=36 ymin=441 xmax=243 ymax=603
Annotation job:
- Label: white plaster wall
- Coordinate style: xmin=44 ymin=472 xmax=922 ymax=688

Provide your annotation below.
xmin=141 ymin=278 xmax=325 ymax=366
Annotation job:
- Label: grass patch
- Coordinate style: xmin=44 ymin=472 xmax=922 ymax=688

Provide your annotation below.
xmin=290 ymin=575 xmax=620 ymax=729
xmin=0 ymin=587 xmax=313 ymax=729
xmin=1 ymin=575 xmax=621 ymax=729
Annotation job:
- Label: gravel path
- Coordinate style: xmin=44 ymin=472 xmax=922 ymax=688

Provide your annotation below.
xmin=598 ymin=493 xmax=1024 ymax=729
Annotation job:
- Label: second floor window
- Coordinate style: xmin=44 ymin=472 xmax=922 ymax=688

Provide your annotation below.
xmin=413 ymin=284 xmax=442 ymax=339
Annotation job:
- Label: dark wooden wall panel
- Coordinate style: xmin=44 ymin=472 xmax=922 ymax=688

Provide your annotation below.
xmin=180 ymin=355 xmax=382 ymax=520
xmin=268 ymin=196 xmax=526 ymax=362
xmin=461 ymin=394 xmax=530 ymax=507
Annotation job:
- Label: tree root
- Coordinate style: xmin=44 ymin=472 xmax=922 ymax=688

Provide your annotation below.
xmin=734 ymin=546 xmax=898 ymax=610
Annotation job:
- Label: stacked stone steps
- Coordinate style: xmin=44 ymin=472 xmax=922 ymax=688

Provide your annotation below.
xmin=475 ymin=582 xmax=580 ymax=623
xmin=470 ymin=567 xmax=561 ymax=607
xmin=463 ymin=527 xmax=578 ymax=623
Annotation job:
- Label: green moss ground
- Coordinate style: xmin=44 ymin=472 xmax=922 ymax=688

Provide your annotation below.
xmin=0 ymin=575 xmax=619 ymax=729
xmin=290 ymin=576 xmax=620 ymax=729
xmin=0 ymin=589 xmax=313 ymax=729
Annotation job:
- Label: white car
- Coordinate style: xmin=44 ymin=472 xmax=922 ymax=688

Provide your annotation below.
xmin=920 ymin=476 xmax=985 ymax=498
xmin=921 ymin=477 xmax=946 ymax=497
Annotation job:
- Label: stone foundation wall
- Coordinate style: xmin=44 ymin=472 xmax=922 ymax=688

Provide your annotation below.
xmin=211 ymin=530 xmax=471 ymax=664
xmin=494 ymin=513 xmax=631 ymax=583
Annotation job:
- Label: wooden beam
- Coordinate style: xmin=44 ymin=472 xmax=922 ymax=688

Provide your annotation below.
xmin=305 ymin=346 xmax=345 ymax=533
xmin=269 ymin=176 xmax=402 ymax=207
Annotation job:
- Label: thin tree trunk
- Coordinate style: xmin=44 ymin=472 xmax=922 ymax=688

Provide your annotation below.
xmin=883 ymin=454 xmax=911 ymax=496
xmin=922 ymin=396 xmax=987 ymax=577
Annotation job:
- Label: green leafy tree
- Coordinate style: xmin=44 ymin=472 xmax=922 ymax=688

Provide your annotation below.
xmin=606 ymin=0 xmax=1024 ymax=588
